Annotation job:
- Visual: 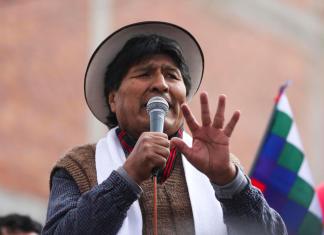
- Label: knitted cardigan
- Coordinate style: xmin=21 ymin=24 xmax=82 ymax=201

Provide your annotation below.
xmin=50 ymin=144 xmax=97 ymax=194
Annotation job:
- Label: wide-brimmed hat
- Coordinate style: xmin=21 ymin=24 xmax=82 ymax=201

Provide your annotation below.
xmin=84 ymin=21 xmax=204 ymax=125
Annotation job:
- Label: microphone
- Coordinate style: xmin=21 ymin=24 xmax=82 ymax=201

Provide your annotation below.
xmin=146 ymin=96 xmax=169 ymax=176
xmin=146 ymin=96 xmax=169 ymax=132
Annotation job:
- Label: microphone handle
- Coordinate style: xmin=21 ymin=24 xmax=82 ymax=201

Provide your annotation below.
xmin=149 ymin=110 xmax=166 ymax=177
xmin=150 ymin=110 xmax=165 ymax=132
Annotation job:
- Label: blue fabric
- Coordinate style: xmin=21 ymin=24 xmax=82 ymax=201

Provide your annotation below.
xmin=259 ymin=134 xmax=286 ymax=161
xmin=268 ymin=166 xmax=297 ymax=195
xmin=280 ymin=200 xmax=307 ymax=233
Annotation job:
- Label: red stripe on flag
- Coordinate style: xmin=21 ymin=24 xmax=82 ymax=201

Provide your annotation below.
xmin=251 ymin=178 xmax=266 ymax=193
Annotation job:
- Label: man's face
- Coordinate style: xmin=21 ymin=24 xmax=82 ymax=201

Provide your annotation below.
xmin=109 ymin=54 xmax=187 ymax=138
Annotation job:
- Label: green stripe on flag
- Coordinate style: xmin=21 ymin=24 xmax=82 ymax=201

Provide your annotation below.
xmin=288 ymin=177 xmax=314 ymax=208
xmin=278 ymin=143 xmax=304 ymax=173
xmin=271 ymin=110 xmax=293 ymax=138
xmin=297 ymin=212 xmax=323 ymax=235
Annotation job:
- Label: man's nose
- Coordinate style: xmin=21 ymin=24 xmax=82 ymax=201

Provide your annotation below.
xmin=150 ymin=73 xmax=169 ymax=92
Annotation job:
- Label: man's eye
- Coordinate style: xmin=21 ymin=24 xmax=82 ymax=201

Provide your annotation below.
xmin=136 ymin=73 xmax=149 ymax=78
xmin=166 ymin=73 xmax=179 ymax=80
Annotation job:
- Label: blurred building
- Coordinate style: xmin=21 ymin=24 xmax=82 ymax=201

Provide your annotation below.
xmin=0 ymin=0 xmax=323 ymax=223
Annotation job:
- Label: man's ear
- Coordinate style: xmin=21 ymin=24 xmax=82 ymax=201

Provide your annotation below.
xmin=108 ymin=91 xmax=117 ymax=112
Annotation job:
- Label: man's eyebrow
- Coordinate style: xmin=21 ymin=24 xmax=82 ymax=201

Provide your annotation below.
xmin=161 ymin=64 xmax=176 ymax=70
xmin=132 ymin=64 xmax=155 ymax=73
xmin=161 ymin=65 xmax=182 ymax=75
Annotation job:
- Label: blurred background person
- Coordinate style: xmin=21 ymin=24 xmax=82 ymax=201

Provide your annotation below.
xmin=0 ymin=214 xmax=42 ymax=235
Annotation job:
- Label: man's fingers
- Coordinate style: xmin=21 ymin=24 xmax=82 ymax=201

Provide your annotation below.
xmin=150 ymin=154 xmax=167 ymax=168
xmin=224 ymin=110 xmax=240 ymax=137
xmin=200 ymin=92 xmax=212 ymax=126
xmin=152 ymin=144 xmax=170 ymax=158
xmin=170 ymin=137 xmax=192 ymax=158
xmin=212 ymin=95 xmax=226 ymax=129
xmin=181 ymin=104 xmax=200 ymax=133
xmin=140 ymin=132 xmax=170 ymax=148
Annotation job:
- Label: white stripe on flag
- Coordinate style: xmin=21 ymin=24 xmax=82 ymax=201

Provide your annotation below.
xmin=298 ymin=160 xmax=315 ymax=187
xmin=309 ymin=195 xmax=323 ymax=219
xmin=287 ymin=122 xmax=304 ymax=152
xmin=277 ymin=94 xmax=293 ymax=118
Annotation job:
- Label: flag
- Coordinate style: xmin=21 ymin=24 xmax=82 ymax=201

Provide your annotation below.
xmin=250 ymin=83 xmax=323 ymax=235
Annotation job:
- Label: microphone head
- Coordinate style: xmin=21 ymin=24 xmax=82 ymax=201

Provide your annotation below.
xmin=146 ymin=96 xmax=169 ymax=114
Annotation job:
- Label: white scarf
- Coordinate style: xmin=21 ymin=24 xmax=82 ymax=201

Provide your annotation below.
xmin=95 ymin=127 xmax=227 ymax=235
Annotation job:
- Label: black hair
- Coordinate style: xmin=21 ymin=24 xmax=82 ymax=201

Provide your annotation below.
xmin=104 ymin=34 xmax=191 ymax=128
xmin=0 ymin=214 xmax=42 ymax=234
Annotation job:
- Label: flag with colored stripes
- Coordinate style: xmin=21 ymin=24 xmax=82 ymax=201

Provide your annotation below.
xmin=250 ymin=84 xmax=323 ymax=235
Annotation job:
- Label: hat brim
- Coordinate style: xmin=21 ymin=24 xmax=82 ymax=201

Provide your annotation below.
xmin=84 ymin=21 xmax=204 ymax=125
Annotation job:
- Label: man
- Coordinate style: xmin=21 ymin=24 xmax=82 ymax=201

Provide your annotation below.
xmin=43 ymin=21 xmax=287 ymax=234
xmin=0 ymin=214 xmax=42 ymax=235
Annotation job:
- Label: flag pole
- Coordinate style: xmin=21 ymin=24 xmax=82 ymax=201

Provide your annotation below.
xmin=249 ymin=80 xmax=291 ymax=175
